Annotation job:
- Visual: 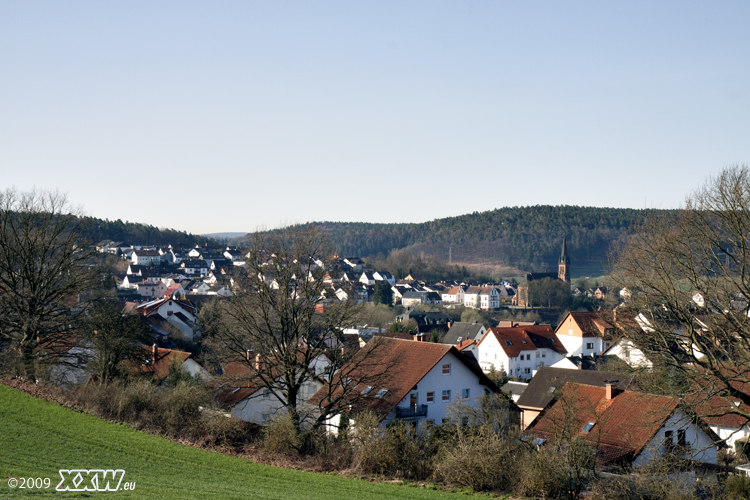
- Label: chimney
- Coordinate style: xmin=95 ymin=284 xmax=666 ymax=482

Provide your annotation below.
xmin=605 ymin=381 xmax=620 ymax=400
xmin=447 ymin=321 xmax=452 ymax=329
xmin=254 ymin=353 xmax=263 ymax=372
xmin=246 ymin=349 xmax=254 ymax=362
xmin=152 ymin=343 xmax=158 ymax=361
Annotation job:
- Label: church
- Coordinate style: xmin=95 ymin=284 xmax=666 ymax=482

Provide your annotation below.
xmin=514 ymin=238 xmax=570 ymax=308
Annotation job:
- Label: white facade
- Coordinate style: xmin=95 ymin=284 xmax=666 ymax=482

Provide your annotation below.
xmin=634 ymin=411 xmax=720 ymax=467
xmin=131 ymin=250 xmax=162 ymax=266
xmin=381 ymin=350 xmax=492 ymax=427
xmin=604 ymin=338 xmax=653 ymax=369
xmin=477 ymin=331 xmax=565 ymax=380
xmin=556 ymin=333 xmax=607 ymax=357
xmin=231 ymin=378 xmax=323 ymax=425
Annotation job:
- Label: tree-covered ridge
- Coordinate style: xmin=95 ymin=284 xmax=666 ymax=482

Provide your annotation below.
xmin=309 ymin=206 xmax=666 ymax=274
xmin=81 ymin=217 xmax=212 ymax=248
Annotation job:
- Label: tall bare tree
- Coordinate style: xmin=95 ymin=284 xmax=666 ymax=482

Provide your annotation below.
xmin=205 ymin=225 xmax=385 ymax=441
xmin=610 ymin=164 xmax=750 ymax=421
xmin=0 ymin=189 xmax=98 ymax=379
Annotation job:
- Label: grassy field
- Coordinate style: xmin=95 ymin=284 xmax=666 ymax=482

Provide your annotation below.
xmin=0 ymin=384 xmax=461 ymax=499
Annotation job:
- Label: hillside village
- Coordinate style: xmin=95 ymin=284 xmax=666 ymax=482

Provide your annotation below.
xmin=35 ymin=234 xmax=744 ymax=496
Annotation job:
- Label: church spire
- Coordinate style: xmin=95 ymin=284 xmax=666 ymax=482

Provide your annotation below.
xmin=558 ymin=236 xmax=570 ymax=282
xmin=559 ymin=235 xmax=569 ymax=265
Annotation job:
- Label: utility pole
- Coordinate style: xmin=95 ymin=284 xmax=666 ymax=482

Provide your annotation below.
xmin=449 ymin=246 xmax=452 ymax=265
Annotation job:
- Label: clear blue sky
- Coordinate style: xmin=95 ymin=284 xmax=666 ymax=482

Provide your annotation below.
xmin=1 ymin=1 xmax=749 ymax=234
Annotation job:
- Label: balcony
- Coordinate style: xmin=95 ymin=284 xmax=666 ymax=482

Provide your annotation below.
xmin=396 ymin=404 xmax=428 ymax=418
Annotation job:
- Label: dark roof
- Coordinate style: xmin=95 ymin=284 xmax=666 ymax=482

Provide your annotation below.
xmin=516 ymin=366 xmax=638 ymax=410
xmin=441 ymin=322 xmax=484 ymax=344
xmin=501 ymin=381 xmax=528 ymax=399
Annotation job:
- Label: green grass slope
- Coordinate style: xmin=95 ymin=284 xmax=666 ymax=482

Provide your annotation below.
xmin=0 ymin=385 xmax=456 ymax=499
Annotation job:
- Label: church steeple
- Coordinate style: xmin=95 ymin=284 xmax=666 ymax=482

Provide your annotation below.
xmin=558 ymin=236 xmax=570 ymax=283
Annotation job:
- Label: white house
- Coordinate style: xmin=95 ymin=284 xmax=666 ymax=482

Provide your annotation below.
xmin=476 ymin=326 xmax=568 ymax=380
xmin=373 ymin=271 xmax=396 ymax=286
xmin=601 ymin=337 xmax=653 ymax=369
xmin=133 ymin=296 xmax=199 ymax=341
xmin=441 ymin=285 xmax=466 ymax=305
xmin=528 ymin=382 xmax=722 ymax=469
xmin=131 ymin=249 xmax=162 ymax=266
xmin=309 ymin=337 xmax=503 ymax=435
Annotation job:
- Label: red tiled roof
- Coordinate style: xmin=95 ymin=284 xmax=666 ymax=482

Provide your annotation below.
xmin=138 ymin=345 xmax=195 ymax=380
xmin=456 ymin=339 xmax=476 ymax=351
xmin=528 ymin=383 xmax=678 ymax=464
xmin=482 ymin=326 xmax=567 ymax=357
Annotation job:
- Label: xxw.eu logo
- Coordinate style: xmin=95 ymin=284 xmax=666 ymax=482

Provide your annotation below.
xmin=56 ymin=470 xmax=133 ymax=492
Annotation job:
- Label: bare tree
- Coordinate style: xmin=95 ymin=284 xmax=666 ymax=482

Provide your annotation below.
xmin=0 ymin=189 xmax=98 ymax=379
xmin=610 ymin=164 xmax=750 ymax=422
xmin=205 ymin=225 xmax=383 ymax=441
xmin=83 ymin=301 xmax=151 ymax=385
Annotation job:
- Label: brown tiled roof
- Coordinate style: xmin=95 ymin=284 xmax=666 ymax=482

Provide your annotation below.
xmin=516 ymin=366 xmax=638 ymax=410
xmin=308 ymin=337 xmax=499 ymax=419
xmin=481 ymin=326 xmax=568 ymax=358
xmin=528 ymin=383 xmax=678 ymax=464
xmin=558 ymin=312 xmax=614 ymax=338
xmin=138 ymin=346 xmax=195 ymax=380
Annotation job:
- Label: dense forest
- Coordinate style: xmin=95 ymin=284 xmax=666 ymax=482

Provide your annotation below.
xmin=81 ymin=217 xmax=212 ymax=248
xmin=306 ymin=206 xmax=664 ymax=276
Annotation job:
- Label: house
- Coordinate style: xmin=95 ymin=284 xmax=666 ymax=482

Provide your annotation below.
xmin=463 ymin=285 xmax=501 ymax=309
xmin=401 ymin=290 xmax=442 ymax=307
xmin=309 ymin=337 xmax=504 ymax=434
xmin=501 ymin=381 xmax=528 ymax=403
xmin=133 ymin=295 xmax=199 ymax=341
xmin=343 ymin=257 xmax=364 ymax=272
xmin=136 ymin=281 xmax=167 ymax=298
xmin=527 ymin=382 xmax=723 ymax=470
xmin=215 ymin=353 xmax=324 ymax=426
xmin=553 ymin=311 xmax=615 ymax=356
xmin=395 ymin=309 xmax=452 ymax=333
xmin=442 ymin=285 xmax=466 ymax=305
xmin=140 ymin=344 xmax=212 ymax=382
xmin=131 ymin=249 xmax=163 ymax=266
xmin=181 ymin=259 xmax=209 ymax=277
xmin=476 ymin=326 xmax=568 ymax=380
xmin=359 ymin=271 xmax=376 ymax=285
xmin=601 ymin=336 xmax=653 ymax=369
xmin=515 ymin=366 xmax=638 ymax=429
xmin=373 ymin=271 xmax=395 ymax=286
xmin=594 ymin=286 xmax=608 ymax=300
xmin=441 ymin=322 xmax=487 ymax=344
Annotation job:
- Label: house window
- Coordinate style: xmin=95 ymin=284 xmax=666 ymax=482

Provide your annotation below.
xmin=524 ymin=368 xmax=530 ymax=374
xmin=409 ymin=393 xmax=418 ymax=407
xmin=442 ymin=363 xmax=451 ymax=375
xmin=677 ymin=429 xmax=687 ymax=447
xmin=664 ymin=430 xmax=674 ymax=452
xmin=361 ymin=386 xmax=372 ymax=395
xmin=375 ymin=389 xmax=388 ymax=398
xmin=442 ymin=390 xmax=451 ymax=402
xmin=461 ymin=388 xmax=470 ymax=399
xmin=536 ymin=353 xmax=539 ymax=358
xmin=505 ymin=340 xmax=513 ymax=346
xmin=526 ymin=354 xmax=531 ymax=360
xmin=586 ymin=342 xmax=594 ymax=350
xmin=426 ymin=391 xmax=434 ymax=403
xmin=581 ymin=421 xmax=596 ymax=433
xmin=542 ymin=352 xmax=546 ymax=358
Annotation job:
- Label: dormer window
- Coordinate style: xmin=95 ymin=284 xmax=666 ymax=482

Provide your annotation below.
xmin=581 ymin=421 xmax=596 ymax=433
xmin=361 ymin=386 xmax=372 ymax=395
xmin=505 ymin=340 xmax=513 ymax=346
xmin=375 ymin=389 xmax=388 ymax=398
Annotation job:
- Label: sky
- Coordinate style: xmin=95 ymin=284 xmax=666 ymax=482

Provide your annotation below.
xmin=1 ymin=2 xmax=749 ymax=235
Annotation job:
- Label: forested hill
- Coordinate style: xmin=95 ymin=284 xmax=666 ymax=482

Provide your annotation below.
xmin=310 ymin=206 xmax=664 ymax=276
xmin=81 ymin=217 xmax=212 ymax=248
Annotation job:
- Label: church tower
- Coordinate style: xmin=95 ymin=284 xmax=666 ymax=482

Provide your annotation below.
xmin=558 ymin=236 xmax=571 ymax=283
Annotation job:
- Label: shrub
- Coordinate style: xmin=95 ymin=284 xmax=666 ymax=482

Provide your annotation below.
xmin=262 ymin=415 xmax=301 ymax=455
